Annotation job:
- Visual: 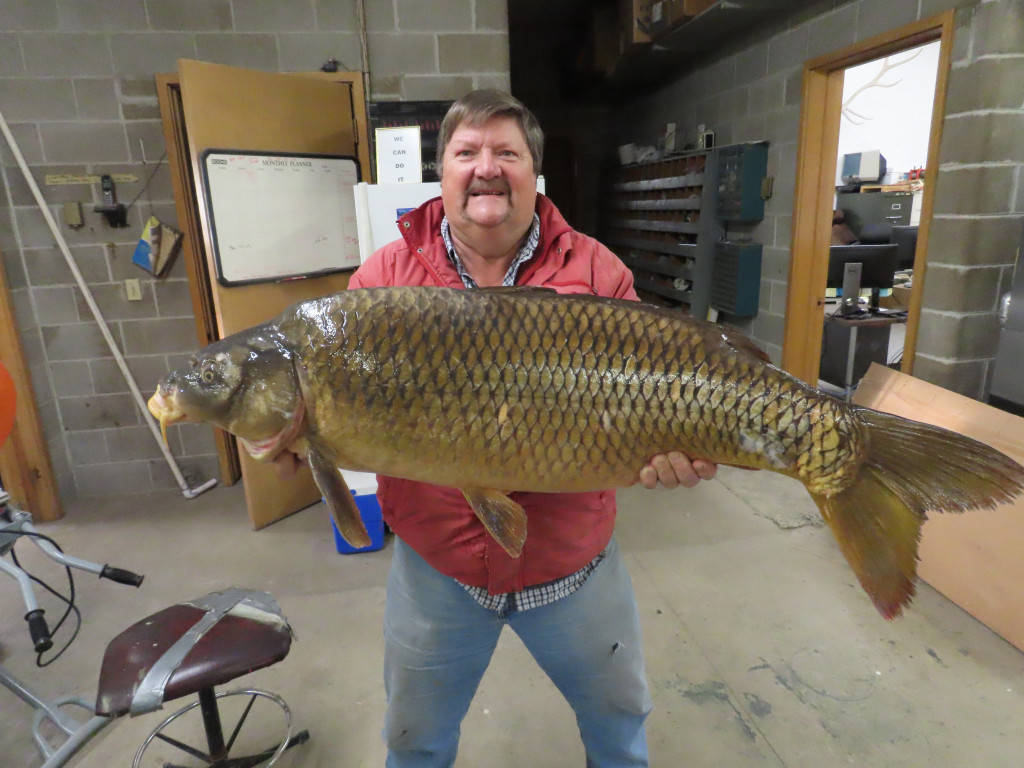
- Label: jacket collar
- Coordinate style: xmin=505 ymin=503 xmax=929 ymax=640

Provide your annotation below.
xmin=397 ymin=193 xmax=572 ymax=262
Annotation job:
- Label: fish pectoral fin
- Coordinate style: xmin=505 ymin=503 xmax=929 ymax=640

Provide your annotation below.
xmin=307 ymin=446 xmax=371 ymax=549
xmin=462 ymin=487 xmax=527 ymax=558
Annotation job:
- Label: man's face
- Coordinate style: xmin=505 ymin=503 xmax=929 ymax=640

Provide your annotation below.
xmin=440 ymin=115 xmax=537 ymax=240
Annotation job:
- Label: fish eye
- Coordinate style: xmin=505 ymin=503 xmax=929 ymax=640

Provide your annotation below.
xmin=202 ymin=369 xmax=215 ymax=384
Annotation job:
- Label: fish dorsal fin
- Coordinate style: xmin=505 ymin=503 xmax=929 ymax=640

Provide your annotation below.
xmin=718 ymin=326 xmax=772 ymax=364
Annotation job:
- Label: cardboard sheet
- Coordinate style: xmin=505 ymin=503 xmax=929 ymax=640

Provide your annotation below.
xmin=853 ymin=363 xmax=1024 ymax=651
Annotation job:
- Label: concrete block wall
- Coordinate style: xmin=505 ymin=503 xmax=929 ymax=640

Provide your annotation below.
xmin=612 ymin=0 xmax=1020 ymax=400
xmin=0 ymin=0 xmax=510 ymax=501
xmin=918 ymin=0 xmax=1024 ymax=397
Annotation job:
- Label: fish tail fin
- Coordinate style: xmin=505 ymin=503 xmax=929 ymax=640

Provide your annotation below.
xmin=812 ymin=407 xmax=1024 ymax=620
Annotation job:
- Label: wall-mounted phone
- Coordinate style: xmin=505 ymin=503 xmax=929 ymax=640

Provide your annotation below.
xmin=94 ymin=174 xmax=128 ymax=227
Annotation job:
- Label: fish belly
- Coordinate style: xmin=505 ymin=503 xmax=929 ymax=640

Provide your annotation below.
xmin=292 ymin=288 xmax=861 ymax=493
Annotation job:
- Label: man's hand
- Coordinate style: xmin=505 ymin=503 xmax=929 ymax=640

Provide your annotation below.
xmin=636 ymin=452 xmax=717 ymax=490
xmin=271 ymin=449 xmax=305 ymax=480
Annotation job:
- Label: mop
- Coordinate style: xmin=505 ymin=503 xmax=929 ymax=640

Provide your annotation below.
xmin=0 ymin=108 xmax=216 ymax=499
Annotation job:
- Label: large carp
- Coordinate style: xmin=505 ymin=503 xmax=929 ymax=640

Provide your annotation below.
xmin=149 ymin=286 xmax=1024 ymax=618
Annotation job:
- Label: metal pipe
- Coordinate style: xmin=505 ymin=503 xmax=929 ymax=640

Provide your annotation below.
xmin=0 ymin=107 xmax=216 ymax=500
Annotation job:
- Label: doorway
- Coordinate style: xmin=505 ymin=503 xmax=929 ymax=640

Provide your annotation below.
xmin=782 ymin=12 xmax=955 ymax=387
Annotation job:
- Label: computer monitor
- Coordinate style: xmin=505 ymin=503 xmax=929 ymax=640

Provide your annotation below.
xmin=827 ymin=244 xmax=899 ymax=310
xmin=890 ymin=225 xmax=918 ymax=269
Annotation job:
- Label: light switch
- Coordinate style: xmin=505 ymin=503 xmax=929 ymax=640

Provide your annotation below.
xmin=125 ymin=278 xmax=142 ymax=301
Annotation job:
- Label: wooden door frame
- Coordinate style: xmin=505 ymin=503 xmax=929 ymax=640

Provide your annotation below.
xmin=782 ymin=11 xmax=955 ymax=384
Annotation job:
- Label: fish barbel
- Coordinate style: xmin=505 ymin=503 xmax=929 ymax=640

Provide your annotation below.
xmin=148 ymin=286 xmax=1024 ymax=618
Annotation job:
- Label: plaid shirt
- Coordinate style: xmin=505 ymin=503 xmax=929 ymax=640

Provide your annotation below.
xmin=441 ymin=213 xmax=606 ymax=613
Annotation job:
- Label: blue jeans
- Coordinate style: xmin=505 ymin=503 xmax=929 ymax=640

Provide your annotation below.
xmin=383 ymin=536 xmax=651 ymax=768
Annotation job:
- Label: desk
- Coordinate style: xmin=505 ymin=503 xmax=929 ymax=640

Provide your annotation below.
xmin=821 ymin=310 xmax=907 ymax=400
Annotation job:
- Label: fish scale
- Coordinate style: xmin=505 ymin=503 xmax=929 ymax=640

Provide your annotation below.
xmin=150 ymin=285 xmax=1024 ymax=618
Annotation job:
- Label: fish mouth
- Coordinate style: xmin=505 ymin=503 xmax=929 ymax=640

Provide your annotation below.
xmin=147 ymin=391 xmax=189 ymax=445
xmin=238 ymin=399 xmax=306 ymax=462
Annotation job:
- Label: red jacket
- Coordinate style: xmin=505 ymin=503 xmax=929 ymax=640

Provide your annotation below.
xmin=349 ymin=194 xmax=638 ymax=593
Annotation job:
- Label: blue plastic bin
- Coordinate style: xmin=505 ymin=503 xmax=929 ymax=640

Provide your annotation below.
xmin=331 ymin=491 xmax=385 ymax=554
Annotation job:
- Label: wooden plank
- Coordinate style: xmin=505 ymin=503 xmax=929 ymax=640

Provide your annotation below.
xmin=853 ymin=364 xmax=1024 ymax=653
xmin=0 ymin=254 xmax=62 ymax=520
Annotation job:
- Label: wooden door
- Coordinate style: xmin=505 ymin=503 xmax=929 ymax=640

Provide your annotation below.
xmin=171 ymin=60 xmax=370 ymax=529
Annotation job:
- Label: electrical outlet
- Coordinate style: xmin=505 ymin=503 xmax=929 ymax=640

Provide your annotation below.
xmin=125 ymin=278 xmax=142 ymax=301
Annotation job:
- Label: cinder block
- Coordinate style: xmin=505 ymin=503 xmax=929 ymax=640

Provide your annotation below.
xmin=278 ymin=32 xmax=362 ymax=72
xmin=438 ymin=33 xmax=509 ymax=73
xmin=856 ymin=0 xmax=917 ymax=43
xmin=66 ymin=430 xmax=109 ymax=465
xmin=49 ymin=360 xmax=93 ymax=397
xmin=928 ymin=215 xmax=1024 ymax=266
xmin=933 ymin=166 xmax=1016 ymax=216
xmin=2 ymin=1 xmax=57 ymax=30
xmin=806 ymin=5 xmax=857 ymax=60
xmin=125 ymin=121 xmax=167 ymax=163
xmin=945 ymin=59 xmax=1024 ymax=114
xmin=75 ymin=460 xmax=153 ymax=496
xmin=42 ymin=322 xmax=114 ymax=361
xmin=147 ymin=0 xmax=231 ymax=31
xmin=2 ymin=248 xmax=28 ymax=290
xmin=60 ymin=393 xmax=141 ymax=430
xmin=153 ymin=279 xmax=195 ymax=318
xmin=972 ymin=0 xmax=1024 ymax=56
xmin=0 ymin=33 xmax=24 ymax=74
xmin=56 ymin=1 xmax=148 ymax=31
xmin=920 ymin=264 xmax=1003 ymax=312
xmin=121 ymin=317 xmax=203 ymax=355
xmin=914 ymin=310 xmax=1001 ymax=360
xmin=734 ymin=43 xmax=768 ymax=87
xmin=401 ymin=75 xmax=474 ymax=101
xmin=194 ymin=33 xmax=279 ymax=70
xmin=359 ymin=0 xmax=395 ymax=32
xmin=0 ymin=122 xmax=43 ymax=164
xmin=232 ymin=0 xmax=315 ymax=31
xmin=178 ymin=422 xmax=218 ymax=456
xmin=106 ymin=425 xmax=167 ymax=461
xmin=23 ymin=244 xmax=110 ymax=284
xmin=109 ymin=33 xmax=198 ymax=76
xmin=940 ymin=113 xmax=1024 ymax=165
xmin=910 ymin=353 xmax=988 ymax=399
xmin=746 ymin=76 xmax=784 ymax=115
xmin=74 ymin=78 xmax=120 ymax=119
xmin=38 ymin=121 xmax=129 ymax=163
xmin=32 ymin=285 xmax=81 ymax=324
xmin=473 ymin=74 xmax=511 ymax=92
xmin=21 ymin=32 xmax=112 ymax=76
xmin=476 ymin=0 xmax=508 ymax=30
xmin=766 ymin=26 xmax=807 ymax=75
xmin=90 ymin=355 xmax=172 ymax=396
xmin=0 ymin=79 xmax=76 ymax=121
xmin=367 ymin=33 xmax=436 ymax=76
xmin=398 ymin=0 xmax=473 ymax=32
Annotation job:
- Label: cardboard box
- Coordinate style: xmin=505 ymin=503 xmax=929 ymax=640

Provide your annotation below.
xmin=649 ymin=0 xmax=715 ymax=34
xmin=853 ymin=364 xmax=1024 ymax=652
xmin=620 ymin=0 xmax=652 ymax=45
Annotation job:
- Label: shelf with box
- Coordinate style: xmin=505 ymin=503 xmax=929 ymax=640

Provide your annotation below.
xmin=600 ymin=142 xmax=768 ymax=319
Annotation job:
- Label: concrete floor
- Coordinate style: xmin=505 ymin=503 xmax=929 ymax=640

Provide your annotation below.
xmin=3 ymin=469 xmax=1023 ymax=767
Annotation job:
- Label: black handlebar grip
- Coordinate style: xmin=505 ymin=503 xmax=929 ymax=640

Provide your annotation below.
xmin=100 ymin=565 xmax=145 ymax=587
xmin=26 ymin=609 xmax=53 ymax=653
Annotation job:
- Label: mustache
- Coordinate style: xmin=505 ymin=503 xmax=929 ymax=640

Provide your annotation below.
xmin=467 ymin=181 xmax=511 ymax=196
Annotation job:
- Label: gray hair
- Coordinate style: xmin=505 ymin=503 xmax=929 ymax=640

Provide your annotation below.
xmin=435 ymin=89 xmax=543 ymax=179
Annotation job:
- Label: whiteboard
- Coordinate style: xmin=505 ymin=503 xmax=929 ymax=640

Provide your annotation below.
xmin=201 ymin=150 xmax=361 ymax=285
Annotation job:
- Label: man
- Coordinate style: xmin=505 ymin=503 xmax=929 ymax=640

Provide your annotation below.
xmin=351 ymin=90 xmax=717 ymax=767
